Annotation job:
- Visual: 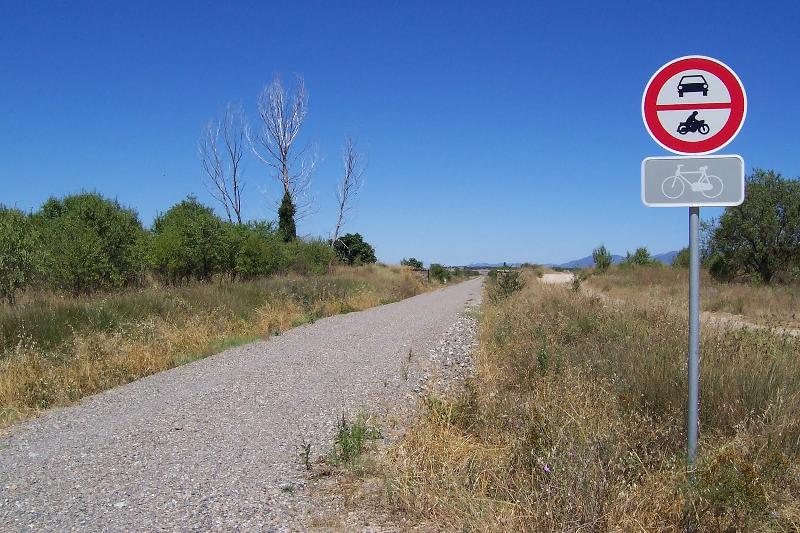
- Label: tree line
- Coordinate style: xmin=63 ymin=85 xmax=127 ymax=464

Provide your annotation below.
xmin=0 ymin=193 xmax=377 ymax=304
xmin=0 ymin=73 xmax=381 ymax=304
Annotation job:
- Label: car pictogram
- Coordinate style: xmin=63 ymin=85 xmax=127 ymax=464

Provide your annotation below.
xmin=677 ymin=74 xmax=709 ymax=97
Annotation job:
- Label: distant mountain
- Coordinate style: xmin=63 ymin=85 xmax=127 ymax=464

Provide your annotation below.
xmin=464 ymin=262 xmax=522 ymax=269
xmin=556 ymin=250 xmax=679 ymax=269
xmin=462 ymin=250 xmax=680 ymax=270
xmin=557 ymin=255 xmax=624 ymax=269
xmin=652 ymin=250 xmax=680 ymax=264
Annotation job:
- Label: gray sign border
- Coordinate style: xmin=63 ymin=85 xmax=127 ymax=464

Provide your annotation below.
xmin=641 ymin=154 xmax=745 ymax=208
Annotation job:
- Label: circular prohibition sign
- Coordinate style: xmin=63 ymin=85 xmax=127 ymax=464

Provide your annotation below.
xmin=642 ymin=56 xmax=747 ymax=155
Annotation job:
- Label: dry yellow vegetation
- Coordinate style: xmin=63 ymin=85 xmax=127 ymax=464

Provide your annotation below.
xmin=387 ymin=271 xmax=800 ymax=531
xmin=586 ymin=265 xmax=800 ymax=329
xmin=0 ymin=265 xmax=427 ymax=427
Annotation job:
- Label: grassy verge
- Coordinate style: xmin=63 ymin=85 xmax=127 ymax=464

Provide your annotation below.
xmin=587 ymin=265 xmax=800 ymax=328
xmin=0 ymin=264 xmax=426 ymax=426
xmin=387 ymin=272 xmax=800 ymax=531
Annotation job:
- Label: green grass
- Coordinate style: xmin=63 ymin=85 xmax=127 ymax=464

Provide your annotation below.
xmin=330 ymin=412 xmax=383 ymax=466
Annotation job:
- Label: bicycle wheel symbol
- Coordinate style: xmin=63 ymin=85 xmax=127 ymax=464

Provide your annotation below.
xmin=662 ymin=176 xmax=685 ymax=199
xmin=701 ymin=175 xmax=724 ymax=198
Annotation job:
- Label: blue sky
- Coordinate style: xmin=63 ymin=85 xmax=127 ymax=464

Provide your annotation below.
xmin=1 ymin=1 xmax=798 ymax=265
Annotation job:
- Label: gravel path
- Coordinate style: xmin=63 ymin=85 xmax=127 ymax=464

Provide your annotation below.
xmin=540 ymin=272 xmax=574 ymax=284
xmin=304 ymin=306 xmax=481 ymax=532
xmin=0 ymin=277 xmax=483 ymax=532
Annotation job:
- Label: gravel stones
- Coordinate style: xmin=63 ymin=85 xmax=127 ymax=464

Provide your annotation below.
xmin=0 ymin=277 xmax=483 ymax=532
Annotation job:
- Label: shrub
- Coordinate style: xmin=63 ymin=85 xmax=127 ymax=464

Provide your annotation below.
xmin=214 ymin=222 xmax=244 ymax=280
xmin=333 ymin=233 xmax=377 ymax=265
xmin=487 ymin=269 xmax=525 ymax=301
xmin=623 ymin=246 xmax=653 ymax=266
xmin=429 ymin=263 xmax=448 ymax=283
xmin=288 ymin=239 xmax=336 ymax=275
xmin=234 ymin=230 xmax=287 ymax=279
xmin=33 ymin=193 xmax=147 ymax=294
xmin=705 ymin=169 xmax=800 ymax=283
xmin=707 ymin=253 xmax=736 ymax=282
xmin=592 ymin=244 xmax=612 ymax=272
xmin=0 ymin=208 xmax=40 ymax=303
xmin=150 ymin=196 xmax=227 ymax=283
xmin=401 ymin=257 xmax=423 ymax=269
xmin=672 ymin=247 xmax=690 ymax=269
xmin=572 ymin=269 xmax=587 ymax=292
xmin=330 ymin=412 xmax=382 ymax=465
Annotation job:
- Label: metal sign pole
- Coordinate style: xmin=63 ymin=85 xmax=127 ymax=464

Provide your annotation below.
xmin=641 ymin=54 xmax=747 ymax=490
xmin=687 ymin=206 xmax=701 ymax=474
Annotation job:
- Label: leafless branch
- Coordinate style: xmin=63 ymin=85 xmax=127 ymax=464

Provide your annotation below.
xmin=332 ymin=136 xmax=366 ymax=244
xmin=199 ymin=103 xmax=247 ymax=223
xmin=249 ymin=75 xmax=316 ymax=219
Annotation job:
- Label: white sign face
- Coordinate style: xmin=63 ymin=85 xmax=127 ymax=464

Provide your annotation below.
xmin=642 ymin=56 xmax=747 ymax=155
xmin=656 ymin=71 xmax=730 ymax=142
xmin=641 ymin=155 xmax=745 ymax=207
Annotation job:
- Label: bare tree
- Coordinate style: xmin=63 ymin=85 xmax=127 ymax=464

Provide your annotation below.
xmin=199 ymin=103 xmax=246 ymax=224
xmin=332 ymin=136 xmax=366 ymax=244
xmin=249 ymin=75 xmax=315 ymax=221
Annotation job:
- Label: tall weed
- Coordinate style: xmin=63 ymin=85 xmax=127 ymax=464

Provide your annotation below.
xmin=388 ymin=279 xmax=800 ymax=531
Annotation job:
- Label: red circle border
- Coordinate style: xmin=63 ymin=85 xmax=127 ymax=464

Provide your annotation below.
xmin=642 ymin=57 xmax=746 ymax=155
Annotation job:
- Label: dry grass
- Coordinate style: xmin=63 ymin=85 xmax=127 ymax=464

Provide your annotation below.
xmin=586 ymin=265 xmax=800 ymax=328
xmin=0 ymin=265 xmax=427 ymax=427
xmin=386 ymin=272 xmax=800 ymax=531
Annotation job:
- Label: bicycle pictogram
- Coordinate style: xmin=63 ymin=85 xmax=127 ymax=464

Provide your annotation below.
xmin=661 ymin=164 xmax=724 ymax=199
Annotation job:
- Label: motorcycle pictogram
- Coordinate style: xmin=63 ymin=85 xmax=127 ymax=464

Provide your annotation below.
xmin=677 ymin=111 xmax=710 ymax=135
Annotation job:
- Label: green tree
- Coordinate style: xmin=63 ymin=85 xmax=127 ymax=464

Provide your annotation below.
xmin=706 ymin=169 xmax=800 ymax=283
xmin=672 ymin=247 xmax=690 ymax=269
xmin=33 ymin=193 xmax=147 ymax=294
xmin=401 ymin=257 xmax=423 ymax=269
xmin=150 ymin=196 xmax=227 ymax=283
xmin=706 ymin=253 xmax=736 ymax=282
xmin=623 ymin=247 xmax=653 ymax=266
xmin=592 ymin=244 xmax=612 ymax=272
xmin=487 ymin=269 xmax=525 ymax=301
xmin=234 ymin=222 xmax=288 ymax=279
xmin=429 ymin=263 xmax=448 ymax=282
xmin=333 ymin=233 xmax=376 ymax=265
xmin=278 ymin=191 xmax=297 ymax=242
xmin=234 ymin=232 xmax=285 ymax=278
xmin=217 ymin=222 xmax=247 ymax=280
xmin=0 ymin=208 xmax=40 ymax=303
xmin=289 ymin=239 xmax=337 ymax=275
xmin=246 ymin=220 xmax=278 ymax=240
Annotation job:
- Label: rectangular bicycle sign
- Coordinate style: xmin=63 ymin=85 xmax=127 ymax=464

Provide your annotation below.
xmin=641 ymin=154 xmax=744 ymax=207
